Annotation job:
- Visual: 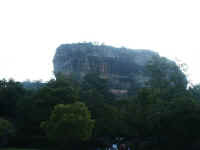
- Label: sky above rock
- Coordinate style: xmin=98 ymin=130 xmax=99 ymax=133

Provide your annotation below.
xmin=0 ymin=0 xmax=200 ymax=84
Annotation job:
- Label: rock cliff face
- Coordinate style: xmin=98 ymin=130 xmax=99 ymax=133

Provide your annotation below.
xmin=53 ymin=43 xmax=159 ymax=94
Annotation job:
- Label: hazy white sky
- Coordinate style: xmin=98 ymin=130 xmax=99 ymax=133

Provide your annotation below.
xmin=0 ymin=0 xmax=200 ymax=84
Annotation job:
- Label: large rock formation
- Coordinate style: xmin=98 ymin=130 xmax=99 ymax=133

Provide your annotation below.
xmin=53 ymin=43 xmax=160 ymax=95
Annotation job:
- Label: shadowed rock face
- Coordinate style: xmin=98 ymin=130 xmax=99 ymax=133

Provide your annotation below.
xmin=53 ymin=43 xmax=159 ymax=94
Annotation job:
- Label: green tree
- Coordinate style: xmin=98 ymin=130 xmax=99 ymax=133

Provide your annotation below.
xmin=94 ymin=104 xmax=123 ymax=137
xmin=41 ymin=102 xmax=95 ymax=148
xmin=146 ymin=56 xmax=188 ymax=99
xmin=189 ymin=84 xmax=200 ymax=101
xmin=80 ymin=73 xmax=114 ymax=106
xmin=125 ymin=87 xmax=200 ymax=150
xmin=17 ymin=76 xmax=80 ymax=134
xmin=0 ymin=118 xmax=15 ymax=146
xmin=0 ymin=79 xmax=25 ymax=119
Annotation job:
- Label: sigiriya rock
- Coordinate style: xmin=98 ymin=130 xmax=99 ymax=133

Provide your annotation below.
xmin=53 ymin=43 xmax=165 ymax=95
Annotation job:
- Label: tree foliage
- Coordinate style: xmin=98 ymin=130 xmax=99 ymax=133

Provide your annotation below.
xmin=0 ymin=118 xmax=15 ymax=146
xmin=146 ymin=56 xmax=188 ymax=100
xmin=41 ymin=102 xmax=95 ymax=147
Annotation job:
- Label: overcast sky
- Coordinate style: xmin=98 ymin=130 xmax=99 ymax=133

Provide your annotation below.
xmin=0 ymin=0 xmax=200 ymax=84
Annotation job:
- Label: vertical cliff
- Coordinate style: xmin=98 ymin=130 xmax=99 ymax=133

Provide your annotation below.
xmin=53 ymin=43 xmax=160 ymax=95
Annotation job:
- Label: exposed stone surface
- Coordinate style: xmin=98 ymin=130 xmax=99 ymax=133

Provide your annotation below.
xmin=53 ymin=43 xmax=159 ymax=93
